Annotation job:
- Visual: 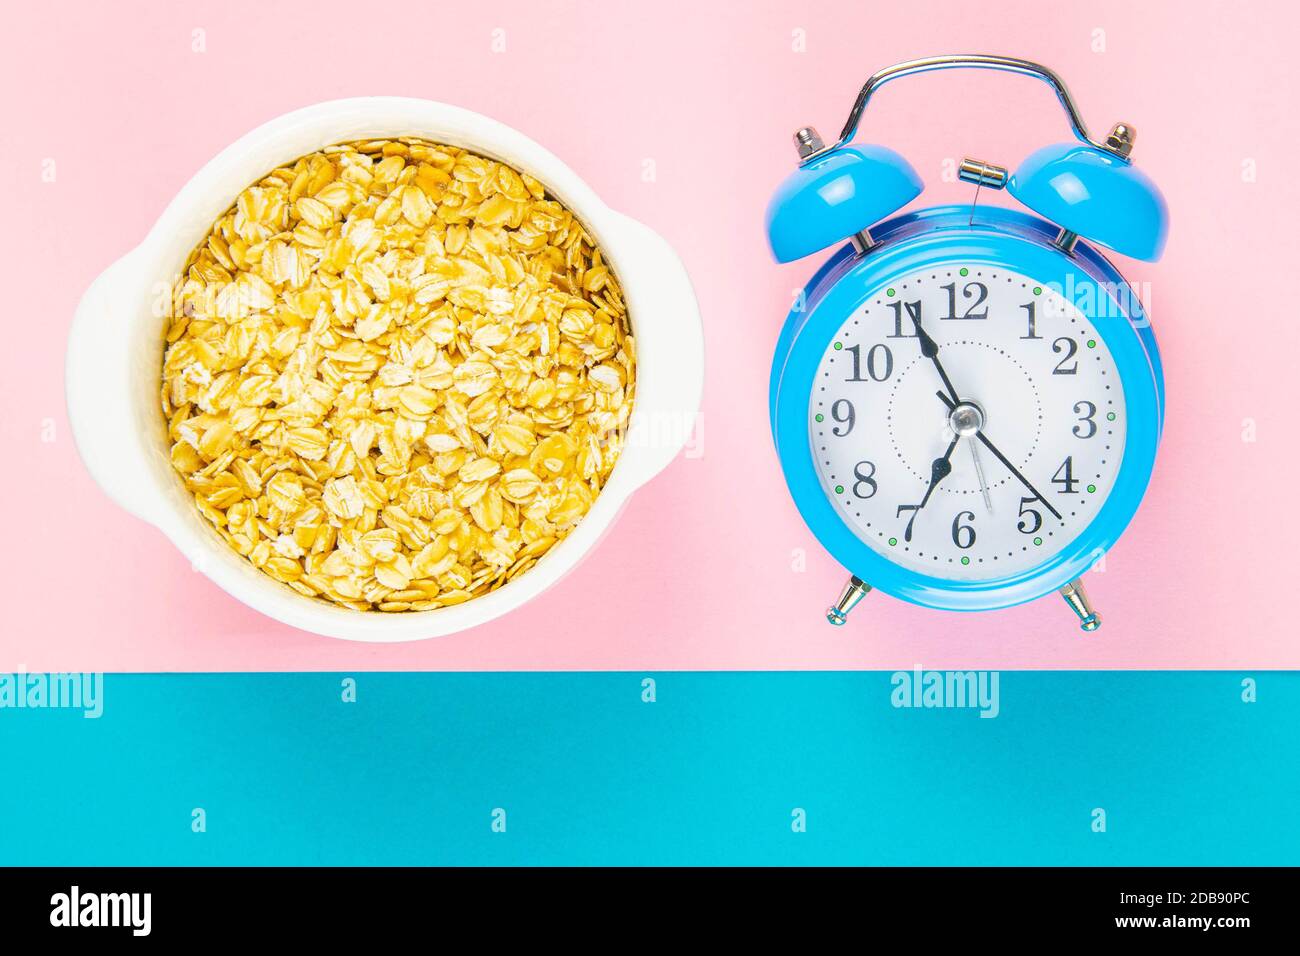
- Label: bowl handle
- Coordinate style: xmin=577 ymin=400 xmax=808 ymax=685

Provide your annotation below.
xmin=603 ymin=211 xmax=704 ymax=490
xmin=66 ymin=247 xmax=161 ymax=525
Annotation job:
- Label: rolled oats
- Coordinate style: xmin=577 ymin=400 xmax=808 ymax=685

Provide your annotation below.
xmin=161 ymin=138 xmax=635 ymax=612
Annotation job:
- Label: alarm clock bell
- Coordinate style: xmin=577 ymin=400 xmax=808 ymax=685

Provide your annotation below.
xmin=765 ymin=55 xmax=1169 ymax=268
xmin=1008 ymin=137 xmax=1168 ymax=261
xmin=766 ymin=140 xmax=922 ymax=263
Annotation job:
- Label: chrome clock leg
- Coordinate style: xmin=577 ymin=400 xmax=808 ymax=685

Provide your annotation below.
xmin=826 ymin=576 xmax=872 ymax=626
xmin=1059 ymin=578 xmax=1102 ymax=631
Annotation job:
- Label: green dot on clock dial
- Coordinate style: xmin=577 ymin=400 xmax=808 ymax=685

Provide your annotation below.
xmin=835 ymin=485 xmax=844 ymax=495
xmin=960 ymin=556 xmax=970 ymax=566
xmin=888 ymin=537 xmax=897 ymax=547
xmin=1087 ymin=484 xmax=1097 ymax=494
xmin=959 ymin=267 xmax=969 ymax=277
xmin=833 ymin=342 xmax=842 ymax=350
xmin=815 ymin=413 xmax=824 ymax=422
xmin=1033 ymin=537 xmax=1043 ymax=546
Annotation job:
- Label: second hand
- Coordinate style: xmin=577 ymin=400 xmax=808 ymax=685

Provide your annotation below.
xmin=969 ymin=441 xmax=993 ymax=513
xmin=937 ymin=390 xmax=1062 ymax=521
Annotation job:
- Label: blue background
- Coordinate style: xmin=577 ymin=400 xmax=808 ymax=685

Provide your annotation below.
xmin=1 ymin=671 xmax=1295 ymax=865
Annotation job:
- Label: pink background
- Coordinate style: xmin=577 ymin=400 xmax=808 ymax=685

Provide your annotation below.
xmin=3 ymin=0 xmax=1294 ymax=670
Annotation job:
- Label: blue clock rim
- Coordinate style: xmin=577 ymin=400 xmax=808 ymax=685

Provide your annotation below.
xmin=772 ymin=216 xmax=1162 ymax=611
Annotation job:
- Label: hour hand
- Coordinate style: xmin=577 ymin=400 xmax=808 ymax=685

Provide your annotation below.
xmin=896 ymin=436 xmax=959 ymax=542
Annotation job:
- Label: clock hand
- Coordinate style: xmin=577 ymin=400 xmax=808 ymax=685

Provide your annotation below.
xmin=936 ymin=391 xmax=1062 ymax=520
xmin=907 ymin=301 xmax=961 ymax=405
xmin=969 ymin=440 xmax=993 ymax=513
xmin=896 ymin=434 xmax=960 ymax=542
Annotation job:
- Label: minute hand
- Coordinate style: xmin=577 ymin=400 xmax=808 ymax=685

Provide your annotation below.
xmin=907 ymin=301 xmax=961 ymax=405
xmin=936 ymin=391 xmax=1062 ymax=521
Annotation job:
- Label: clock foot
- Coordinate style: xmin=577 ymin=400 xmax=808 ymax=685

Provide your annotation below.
xmin=1059 ymin=578 xmax=1102 ymax=632
xmin=826 ymin=576 xmax=872 ymax=626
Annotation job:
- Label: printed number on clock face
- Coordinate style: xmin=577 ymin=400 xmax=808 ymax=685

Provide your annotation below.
xmin=810 ymin=267 xmax=1125 ymax=581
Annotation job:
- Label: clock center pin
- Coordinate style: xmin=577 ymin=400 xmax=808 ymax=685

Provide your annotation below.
xmin=948 ymin=401 xmax=986 ymax=438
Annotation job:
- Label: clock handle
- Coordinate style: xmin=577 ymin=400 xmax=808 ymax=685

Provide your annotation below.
xmin=798 ymin=54 xmax=1131 ymax=165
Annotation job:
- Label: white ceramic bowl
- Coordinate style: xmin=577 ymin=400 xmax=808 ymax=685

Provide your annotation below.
xmin=67 ymin=97 xmax=703 ymax=642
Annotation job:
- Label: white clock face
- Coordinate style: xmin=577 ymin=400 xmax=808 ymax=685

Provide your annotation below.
xmin=810 ymin=266 xmax=1125 ymax=581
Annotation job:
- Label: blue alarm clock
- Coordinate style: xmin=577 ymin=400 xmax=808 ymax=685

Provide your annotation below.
xmin=766 ymin=55 xmax=1168 ymax=631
